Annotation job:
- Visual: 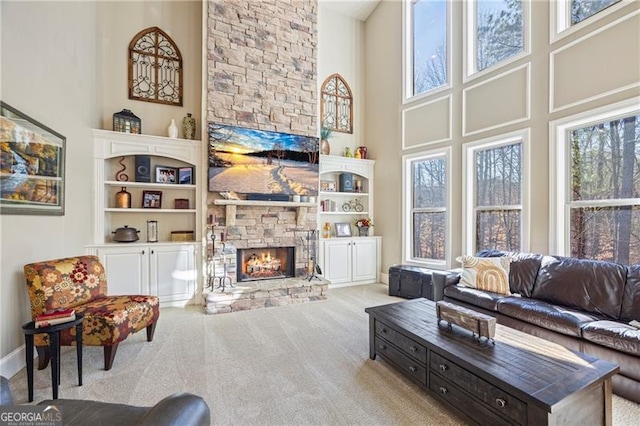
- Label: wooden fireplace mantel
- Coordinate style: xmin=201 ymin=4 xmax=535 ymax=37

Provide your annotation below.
xmin=213 ymin=199 xmax=316 ymax=227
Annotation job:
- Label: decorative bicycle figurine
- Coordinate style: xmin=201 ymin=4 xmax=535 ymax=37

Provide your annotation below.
xmin=342 ymin=198 xmax=364 ymax=212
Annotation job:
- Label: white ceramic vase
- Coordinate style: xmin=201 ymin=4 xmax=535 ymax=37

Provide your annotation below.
xmin=168 ymin=119 xmax=178 ymax=139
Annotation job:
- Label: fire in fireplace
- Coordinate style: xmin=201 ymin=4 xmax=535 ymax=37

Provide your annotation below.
xmin=237 ymin=246 xmax=295 ymax=282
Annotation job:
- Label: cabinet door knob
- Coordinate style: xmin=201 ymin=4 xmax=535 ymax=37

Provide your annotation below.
xmin=439 ymin=386 xmax=448 ymax=395
xmin=151 ymin=250 xmax=154 ymax=255
xmin=409 ymin=366 xmax=416 ymax=373
xmin=439 ymin=364 xmax=448 ymax=372
xmin=142 ymin=250 xmax=145 ymax=255
xmin=381 ymin=328 xmax=387 ymax=334
xmin=495 ymin=398 xmax=506 ymax=408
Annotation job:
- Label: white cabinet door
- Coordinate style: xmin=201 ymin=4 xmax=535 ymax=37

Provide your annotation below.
xmin=149 ymin=244 xmax=196 ymax=302
xmin=97 ymin=245 xmax=150 ymax=295
xmin=323 ymin=239 xmax=351 ymax=284
xmin=351 ymin=238 xmax=378 ymax=282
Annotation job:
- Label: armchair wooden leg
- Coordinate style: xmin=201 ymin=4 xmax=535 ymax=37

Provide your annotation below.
xmin=104 ymin=344 xmax=119 ymax=371
xmin=36 ymin=346 xmax=50 ymax=370
xmin=146 ymin=322 xmax=157 ymax=342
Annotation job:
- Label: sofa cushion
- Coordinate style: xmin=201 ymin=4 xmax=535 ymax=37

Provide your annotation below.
xmin=456 ymin=255 xmax=512 ymax=295
xmin=582 ymin=321 xmax=640 ymax=357
xmin=444 ymin=285 xmax=507 ymax=312
xmin=621 ymin=265 xmax=640 ymax=322
xmin=531 ymin=256 xmax=626 ymax=320
xmin=477 ymin=250 xmax=543 ymax=297
xmin=497 ymin=297 xmax=600 ymax=337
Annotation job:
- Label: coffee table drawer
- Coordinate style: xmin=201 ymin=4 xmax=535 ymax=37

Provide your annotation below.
xmin=375 ymin=323 xmax=427 ymax=363
xmin=430 ymin=352 xmax=527 ymax=425
xmin=429 ymin=372 xmax=514 ymax=426
xmin=375 ymin=336 xmax=427 ymax=385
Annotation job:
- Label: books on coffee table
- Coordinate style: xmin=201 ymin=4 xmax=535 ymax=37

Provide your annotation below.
xmin=35 ymin=308 xmax=76 ymax=328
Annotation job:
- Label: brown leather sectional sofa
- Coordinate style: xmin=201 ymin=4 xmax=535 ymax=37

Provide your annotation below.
xmin=432 ymin=251 xmax=640 ymax=403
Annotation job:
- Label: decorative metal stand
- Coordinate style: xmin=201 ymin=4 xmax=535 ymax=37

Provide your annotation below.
xmin=306 ymin=229 xmax=322 ymax=281
xmin=207 ymin=227 xmax=235 ymax=292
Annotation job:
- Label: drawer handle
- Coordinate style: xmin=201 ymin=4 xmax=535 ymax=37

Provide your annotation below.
xmin=439 ymin=364 xmax=448 ymax=372
xmin=439 ymin=386 xmax=448 ymax=395
xmin=409 ymin=366 xmax=416 ymax=373
xmin=409 ymin=346 xmax=417 ymax=352
xmin=495 ymin=398 xmax=506 ymax=408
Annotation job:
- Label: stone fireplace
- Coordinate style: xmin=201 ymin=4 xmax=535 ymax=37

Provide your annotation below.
xmin=237 ymin=246 xmax=295 ymax=282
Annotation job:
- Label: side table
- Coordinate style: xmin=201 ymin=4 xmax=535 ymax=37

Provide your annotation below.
xmin=22 ymin=313 xmax=84 ymax=402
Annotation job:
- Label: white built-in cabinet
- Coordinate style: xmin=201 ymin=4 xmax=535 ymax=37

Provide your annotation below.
xmin=86 ymin=130 xmax=201 ymax=306
xmin=318 ymin=155 xmax=381 ymax=285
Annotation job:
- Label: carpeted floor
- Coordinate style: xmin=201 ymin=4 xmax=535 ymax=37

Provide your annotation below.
xmin=8 ymin=284 xmax=640 ymax=425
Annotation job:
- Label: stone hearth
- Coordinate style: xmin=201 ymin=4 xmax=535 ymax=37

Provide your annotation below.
xmin=205 ymin=276 xmax=329 ymax=315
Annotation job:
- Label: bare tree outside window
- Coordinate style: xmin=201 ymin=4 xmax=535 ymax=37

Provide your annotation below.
xmin=476 ymin=0 xmax=523 ymax=72
xmin=571 ymin=0 xmax=620 ymax=25
xmin=474 ymin=142 xmax=522 ymax=252
xmin=411 ymin=155 xmax=446 ymax=261
xmin=569 ymin=115 xmax=640 ymax=264
xmin=412 ymin=0 xmax=447 ymax=96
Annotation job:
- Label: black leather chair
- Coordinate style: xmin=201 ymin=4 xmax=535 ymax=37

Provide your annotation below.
xmin=1 ymin=376 xmax=210 ymax=426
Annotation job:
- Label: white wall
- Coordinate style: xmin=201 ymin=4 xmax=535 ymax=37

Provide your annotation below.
xmin=0 ymin=0 xmax=201 ymax=378
xmin=318 ymin=5 xmax=366 ymax=156
xmin=365 ymin=0 xmax=640 ymax=274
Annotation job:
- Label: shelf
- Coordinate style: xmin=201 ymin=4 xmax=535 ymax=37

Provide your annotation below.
xmin=319 ymin=211 xmax=370 ymax=215
xmin=105 ymin=208 xmax=197 ymax=213
xmin=105 ymin=181 xmax=197 ymax=191
xmin=213 ymin=199 xmax=314 ymax=227
xmin=319 ymin=191 xmax=368 ymax=196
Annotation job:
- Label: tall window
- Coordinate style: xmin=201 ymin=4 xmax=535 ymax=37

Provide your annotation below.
xmin=405 ymin=0 xmax=448 ymax=99
xmin=475 ymin=0 xmax=524 ymax=72
xmin=464 ymin=132 xmax=528 ymax=254
xmin=571 ymin=0 xmax=620 ymax=25
xmin=404 ymin=149 xmax=450 ymax=266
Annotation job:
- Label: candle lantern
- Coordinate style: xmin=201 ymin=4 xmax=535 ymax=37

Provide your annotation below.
xmin=113 ymin=109 xmax=141 ymax=134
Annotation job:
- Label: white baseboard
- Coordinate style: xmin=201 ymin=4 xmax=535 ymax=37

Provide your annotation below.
xmin=0 ymin=344 xmax=28 ymax=379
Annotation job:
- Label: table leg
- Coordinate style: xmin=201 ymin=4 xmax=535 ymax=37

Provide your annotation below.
xmin=75 ymin=322 xmax=83 ymax=386
xmin=49 ymin=332 xmax=59 ymax=399
xmin=25 ymin=334 xmax=34 ymax=402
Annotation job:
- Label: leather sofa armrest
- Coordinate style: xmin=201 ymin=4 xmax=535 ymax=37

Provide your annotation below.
xmin=137 ymin=393 xmax=211 ymax=426
xmin=432 ymin=269 xmax=461 ymax=301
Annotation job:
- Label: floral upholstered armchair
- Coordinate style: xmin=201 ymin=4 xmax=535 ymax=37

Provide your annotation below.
xmin=24 ymin=255 xmax=160 ymax=370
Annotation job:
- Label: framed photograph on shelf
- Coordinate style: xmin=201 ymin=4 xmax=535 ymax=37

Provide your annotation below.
xmin=320 ymin=180 xmax=336 ymax=192
xmin=142 ymin=190 xmax=162 ymax=208
xmin=178 ymin=167 xmax=193 ymax=185
xmin=155 ymin=166 xmax=177 ymax=184
xmin=334 ymin=222 xmax=352 ymax=238
xmin=0 ymin=101 xmax=66 ymax=215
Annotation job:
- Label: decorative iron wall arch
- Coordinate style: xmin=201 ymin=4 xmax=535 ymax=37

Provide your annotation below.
xmin=128 ymin=26 xmax=183 ymax=106
xmin=321 ymin=73 xmax=353 ymax=134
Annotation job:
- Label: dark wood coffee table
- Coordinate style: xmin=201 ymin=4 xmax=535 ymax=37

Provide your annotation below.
xmin=365 ymin=298 xmax=619 ymax=426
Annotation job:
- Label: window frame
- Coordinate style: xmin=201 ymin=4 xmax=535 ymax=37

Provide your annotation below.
xmin=402 ymin=0 xmax=452 ymax=104
xmin=550 ymin=0 xmax=628 ymax=43
xmin=402 ymin=147 xmax=452 ymax=269
xmin=549 ymin=97 xmax=640 ymax=257
xmin=462 ymin=129 xmax=530 ymax=254
xmin=463 ymin=0 xmax=531 ymax=82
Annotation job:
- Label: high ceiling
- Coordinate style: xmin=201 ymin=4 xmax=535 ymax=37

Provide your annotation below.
xmin=319 ymin=0 xmax=381 ymax=22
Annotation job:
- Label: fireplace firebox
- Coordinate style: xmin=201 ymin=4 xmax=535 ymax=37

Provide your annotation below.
xmin=237 ymin=246 xmax=295 ymax=282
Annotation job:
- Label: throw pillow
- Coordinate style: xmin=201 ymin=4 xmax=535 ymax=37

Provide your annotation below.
xmin=456 ymin=255 xmax=512 ymax=295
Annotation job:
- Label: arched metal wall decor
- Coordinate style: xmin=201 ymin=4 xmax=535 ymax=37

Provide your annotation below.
xmin=128 ymin=27 xmax=183 ymax=106
xmin=320 ymin=73 xmax=353 ymax=134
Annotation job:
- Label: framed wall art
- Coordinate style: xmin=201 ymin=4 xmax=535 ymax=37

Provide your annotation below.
xmin=155 ymin=166 xmax=177 ymax=184
xmin=178 ymin=166 xmax=193 ymax=185
xmin=334 ymin=222 xmax=352 ymax=238
xmin=0 ymin=101 xmax=66 ymax=215
xmin=142 ymin=190 xmax=162 ymax=208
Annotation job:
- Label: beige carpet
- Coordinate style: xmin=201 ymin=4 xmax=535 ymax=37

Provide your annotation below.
xmin=8 ymin=284 xmax=640 ymax=425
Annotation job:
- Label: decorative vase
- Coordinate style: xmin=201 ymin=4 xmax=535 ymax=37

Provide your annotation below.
xmin=345 ymin=147 xmax=352 ymax=157
xmin=115 ymin=187 xmax=131 ymax=208
xmin=320 ymin=139 xmax=330 ymax=155
xmin=183 ymin=113 xmax=196 ymax=140
xmin=168 ymin=119 xmax=178 ymax=139
xmin=358 ymin=226 xmax=369 ymax=237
